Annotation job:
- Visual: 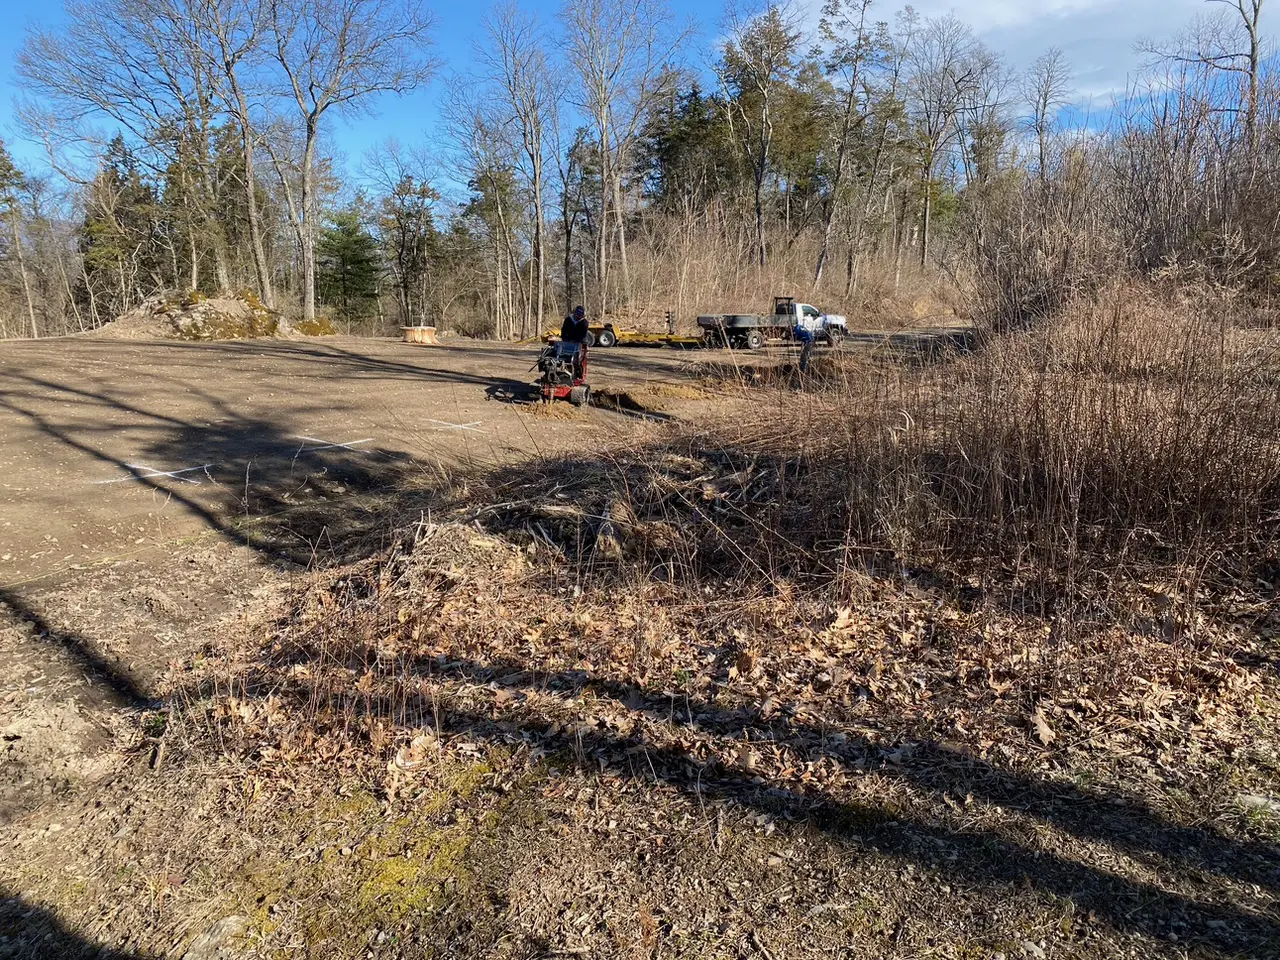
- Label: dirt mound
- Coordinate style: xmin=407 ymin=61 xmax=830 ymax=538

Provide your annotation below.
xmin=90 ymin=291 xmax=283 ymax=341
xmin=86 ymin=295 xmax=173 ymax=339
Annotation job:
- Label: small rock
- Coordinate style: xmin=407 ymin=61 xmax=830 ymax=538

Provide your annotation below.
xmin=1020 ymin=941 xmax=1046 ymax=959
xmin=183 ymin=915 xmax=249 ymax=960
xmin=1237 ymin=793 xmax=1280 ymax=814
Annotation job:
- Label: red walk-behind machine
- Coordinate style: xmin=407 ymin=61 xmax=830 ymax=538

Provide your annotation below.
xmin=536 ymin=339 xmax=591 ymax=406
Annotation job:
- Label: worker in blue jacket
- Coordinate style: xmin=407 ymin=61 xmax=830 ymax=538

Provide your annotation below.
xmin=793 ymin=323 xmax=814 ymax=373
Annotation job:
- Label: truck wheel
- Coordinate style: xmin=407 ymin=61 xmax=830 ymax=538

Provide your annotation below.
xmin=569 ymin=384 xmax=590 ymax=407
xmin=582 ymin=330 xmax=596 ymax=347
xmin=597 ymin=328 xmax=617 ymax=348
xmin=745 ymin=330 xmax=765 ymax=350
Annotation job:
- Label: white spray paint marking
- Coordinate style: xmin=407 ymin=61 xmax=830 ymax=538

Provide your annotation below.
xmin=93 ymin=463 xmax=215 ymax=486
xmin=292 ymin=435 xmax=375 ymax=453
xmin=420 ymin=419 xmax=484 ymax=433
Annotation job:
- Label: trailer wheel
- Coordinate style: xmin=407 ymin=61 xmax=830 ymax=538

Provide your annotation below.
xmin=745 ymin=330 xmax=765 ymax=350
xmin=582 ymin=330 xmax=596 ymax=347
xmin=597 ymin=328 xmax=617 ymax=348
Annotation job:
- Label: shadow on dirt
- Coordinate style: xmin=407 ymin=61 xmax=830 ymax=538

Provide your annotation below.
xmin=589 ymin=388 xmax=675 ymax=421
xmin=483 ymin=379 xmax=543 ymax=404
xmin=0 ymin=370 xmax=446 ymax=571
xmin=0 ymin=368 xmax=451 ymax=737
xmin=252 ymin=606 xmax=1280 ymax=958
xmin=0 ymin=587 xmax=150 ymax=709
xmin=0 ymin=893 xmax=154 ymax=959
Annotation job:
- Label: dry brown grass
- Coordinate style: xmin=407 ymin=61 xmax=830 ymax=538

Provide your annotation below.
xmin=732 ymin=284 xmax=1280 ymax=601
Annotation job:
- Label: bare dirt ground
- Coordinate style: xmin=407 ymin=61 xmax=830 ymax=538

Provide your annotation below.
xmin=0 ymin=335 xmax=727 ymax=589
xmin=0 ymin=336 xmax=747 ymax=822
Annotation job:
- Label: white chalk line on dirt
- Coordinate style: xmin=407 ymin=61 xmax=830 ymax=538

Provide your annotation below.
xmin=93 ymin=463 xmax=215 ymax=486
xmin=420 ymin=419 xmax=484 ymax=433
xmin=292 ymin=435 xmax=375 ymax=452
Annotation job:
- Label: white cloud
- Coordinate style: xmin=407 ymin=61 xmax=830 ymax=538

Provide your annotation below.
xmin=878 ymin=0 xmax=1210 ymax=99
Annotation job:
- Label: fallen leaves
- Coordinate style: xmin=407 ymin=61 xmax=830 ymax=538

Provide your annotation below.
xmin=1032 ymin=708 xmax=1056 ymax=747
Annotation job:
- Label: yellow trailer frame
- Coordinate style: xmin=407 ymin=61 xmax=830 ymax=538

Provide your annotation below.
xmin=523 ymin=323 xmax=701 ymax=348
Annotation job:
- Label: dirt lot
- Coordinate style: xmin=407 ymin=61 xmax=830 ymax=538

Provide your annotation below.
xmin=0 ymin=336 xmax=727 ymax=589
xmin=0 ymin=336 xmax=750 ymax=822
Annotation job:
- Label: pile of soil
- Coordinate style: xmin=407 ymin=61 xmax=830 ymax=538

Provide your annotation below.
xmin=89 ymin=292 xmax=284 ymax=341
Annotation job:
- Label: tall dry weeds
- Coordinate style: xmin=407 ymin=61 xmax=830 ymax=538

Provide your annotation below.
xmin=761 ymin=284 xmax=1280 ymax=608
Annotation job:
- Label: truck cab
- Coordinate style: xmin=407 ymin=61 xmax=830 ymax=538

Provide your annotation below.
xmin=774 ymin=296 xmax=848 ymax=341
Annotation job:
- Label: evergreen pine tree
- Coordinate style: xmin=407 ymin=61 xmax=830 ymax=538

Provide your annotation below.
xmin=316 ymin=208 xmax=381 ymax=325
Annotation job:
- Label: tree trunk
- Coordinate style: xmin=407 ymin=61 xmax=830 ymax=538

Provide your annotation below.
xmin=53 ymin=229 xmax=84 ymax=332
xmin=300 ymin=120 xmax=318 ymax=323
xmin=920 ymin=170 xmax=932 ymax=269
xmin=11 ymin=214 xmax=37 ymax=338
xmin=236 ymin=85 xmax=275 ymax=307
xmin=1244 ymin=2 xmax=1261 ymax=176
xmin=214 ymin=239 xmax=231 ymax=291
xmin=814 ymin=114 xmax=853 ymax=287
xmin=563 ymin=214 xmax=574 ymax=312
xmin=532 ymin=156 xmax=545 ymax=335
xmin=612 ymin=168 xmax=630 ymax=305
xmin=597 ymin=126 xmax=610 ymax=315
xmin=754 ymin=171 xmax=767 ymax=269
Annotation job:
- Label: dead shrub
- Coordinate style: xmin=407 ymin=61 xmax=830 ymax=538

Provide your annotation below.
xmin=779 ymin=284 xmax=1280 ymax=601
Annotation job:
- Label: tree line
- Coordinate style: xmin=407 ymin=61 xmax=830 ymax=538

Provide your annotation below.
xmin=0 ymin=0 xmax=1274 ymax=340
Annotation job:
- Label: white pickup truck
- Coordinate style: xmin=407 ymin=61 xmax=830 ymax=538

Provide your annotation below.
xmin=698 ymin=296 xmax=848 ymax=349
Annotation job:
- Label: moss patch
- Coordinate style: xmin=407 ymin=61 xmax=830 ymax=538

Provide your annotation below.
xmin=227 ymin=758 xmax=515 ymax=956
xmin=295 ymin=316 xmax=338 ymax=337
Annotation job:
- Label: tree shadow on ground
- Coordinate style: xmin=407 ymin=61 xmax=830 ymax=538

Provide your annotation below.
xmin=0 ymin=369 xmax=448 ymax=570
xmin=259 ymin=641 xmax=1280 ymax=957
xmin=0 ymin=367 xmax=455 ymax=730
xmin=0 ymin=893 xmax=154 ymax=959
xmin=0 ymin=587 xmax=149 ymax=709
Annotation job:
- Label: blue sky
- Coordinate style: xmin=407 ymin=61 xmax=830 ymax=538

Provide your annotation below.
xmin=0 ymin=0 xmax=1231 ymax=174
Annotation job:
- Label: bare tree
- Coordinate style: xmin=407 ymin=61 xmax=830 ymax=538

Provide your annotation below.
xmin=906 ymin=14 xmax=979 ymax=267
xmin=561 ymin=0 xmax=684 ymax=314
xmin=1203 ymin=0 xmax=1265 ymax=157
xmin=479 ymin=3 xmax=561 ymax=335
xmin=18 ymin=0 xmax=231 ymax=291
xmin=363 ymin=139 xmax=439 ymax=327
xmin=444 ymin=77 xmax=529 ymax=339
xmin=1142 ymin=1 xmax=1266 ymax=164
xmin=199 ymin=0 xmax=277 ymax=306
xmin=1023 ymin=48 xmax=1073 ymax=186
xmin=720 ymin=3 xmax=803 ymax=270
xmin=957 ymin=44 xmax=1011 ymax=186
xmin=265 ymin=0 xmax=435 ymax=323
xmin=814 ymin=0 xmax=881 ymax=287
